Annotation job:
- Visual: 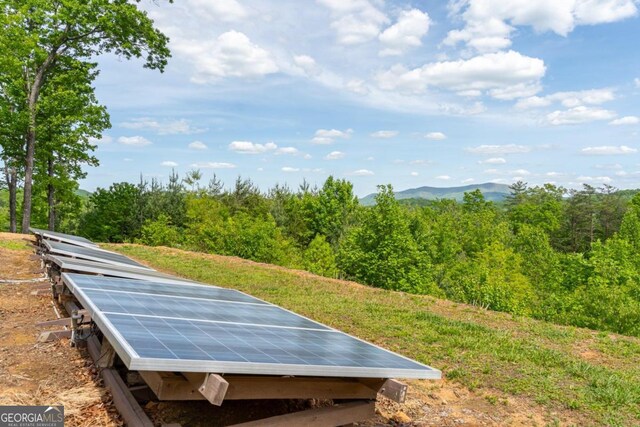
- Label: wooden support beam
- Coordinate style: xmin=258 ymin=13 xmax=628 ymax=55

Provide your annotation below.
xmin=229 ymin=400 xmax=375 ymax=427
xmin=194 ymin=373 xmax=228 ymax=406
xmin=97 ymin=338 xmax=117 ymax=368
xmin=140 ymin=372 xmax=381 ymax=402
xmin=37 ymin=329 xmax=72 ymax=342
xmin=360 ymin=378 xmax=407 ymax=403
xmin=87 ymin=336 xmax=154 ymax=427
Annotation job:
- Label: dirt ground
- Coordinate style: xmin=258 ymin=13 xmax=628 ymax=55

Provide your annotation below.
xmin=0 ymin=232 xmax=565 ymax=426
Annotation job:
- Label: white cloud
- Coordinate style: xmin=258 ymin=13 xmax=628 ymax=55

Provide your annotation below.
xmin=350 ymin=169 xmax=374 ymax=176
xmin=609 ymin=116 xmax=640 ymax=125
xmin=89 ymin=135 xmax=113 ymax=144
xmin=325 ymin=151 xmax=345 ymax=160
xmin=581 ymin=145 xmax=638 ymax=155
xmin=546 ymin=106 xmax=616 ymax=125
xmin=173 ymin=30 xmax=278 ymax=83
xmin=276 ymin=147 xmax=300 ymax=155
xmin=229 ymin=141 xmax=277 ymax=154
xmin=461 ymin=178 xmax=475 ymax=183
xmin=445 ymin=0 xmax=637 ymax=53
xmin=379 ymin=9 xmax=431 ymax=56
xmin=635 ymin=78 xmax=640 ymax=88
xmin=467 ymin=144 xmax=530 ymax=155
xmin=161 ymin=161 xmax=178 ymax=167
xmin=188 ymin=141 xmax=208 ymax=150
xmin=282 ymin=166 xmax=300 ymax=172
xmin=118 ymin=136 xmax=152 ymax=146
xmin=435 ymin=175 xmax=451 ymax=180
xmin=411 ymin=171 xmax=419 ymax=176
xmin=577 ymin=175 xmax=613 ymax=184
xmin=511 ymin=169 xmax=531 ymax=176
xmin=425 ymin=132 xmax=447 ymax=140
xmin=293 ymin=55 xmax=318 ymax=76
xmin=376 ymin=50 xmax=545 ymax=98
xmin=479 ymin=157 xmax=507 ymax=164
xmin=123 ymin=158 xmax=133 ymax=162
xmin=188 ymin=0 xmax=247 ymax=22
xmin=191 ymin=162 xmax=236 ymax=169
xmin=370 ymin=130 xmax=398 ymax=138
xmin=516 ymin=88 xmax=616 ymax=109
xmin=317 ymin=0 xmax=389 ymax=45
xmin=311 ymin=128 xmax=353 ymax=144
xmin=346 ymin=79 xmax=369 ymax=95
xmin=303 ymin=154 xmax=313 ymax=160
xmin=121 ymin=118 xmax=203 ymax=135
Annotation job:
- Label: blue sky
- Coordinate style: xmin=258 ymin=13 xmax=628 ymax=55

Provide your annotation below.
xmin=84 ymin=0 xmax=640 ymax=197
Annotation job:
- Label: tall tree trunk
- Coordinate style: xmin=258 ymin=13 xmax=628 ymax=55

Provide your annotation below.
xmin=3 ymin=161 xmax=17 ymax=233
xmin=21 ymin=51 xmax=58 ymax=234
xmin=47 ymin=157 xmax=55 ymax=230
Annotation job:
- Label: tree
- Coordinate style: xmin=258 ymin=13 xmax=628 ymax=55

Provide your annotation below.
xmin=80 ymin=182 xmax=142 ymax=242
xmin=0 ymin=0 xmax=171 ymax=232
xmin=339 ymin=184 xmax=434 ymax=293
xmin=309 ymin=176 xmax=359 ymax=247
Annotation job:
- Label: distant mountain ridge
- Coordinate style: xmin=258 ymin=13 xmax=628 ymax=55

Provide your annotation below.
xmin=360 ymin=182 xmax=511 ymax=205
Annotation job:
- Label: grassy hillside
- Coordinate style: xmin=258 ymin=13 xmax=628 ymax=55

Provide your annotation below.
xmin=108 ymin=244 xmax=640 ymax=426
xmin=360 ymin=183 xmax=510 ymax=205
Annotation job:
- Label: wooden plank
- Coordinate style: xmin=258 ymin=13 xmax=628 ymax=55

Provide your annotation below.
xmin=97 ymin=338 xmax=117 ymax=368
xmin=360 ymin=378 xmax=407 ymax=403
xmin=378 ymin=379 xmax=408 ymax=403
xmin=87 ymin=336 xmax=154 ymax=427
xmin=37 ymin=329 xmax=72 ymax=342
xmin=139 ymin=371 xmax=202 ymax=401
xmin=197 ymin=373 xmax=229 ymax=406
xmin=229 ymin=400 xmax=375 ymax=427
xmin=144 ymin=373 xmax=380 ymax=401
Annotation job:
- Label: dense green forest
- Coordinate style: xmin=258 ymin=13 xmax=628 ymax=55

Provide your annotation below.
xmin=12 ymin=172 xmax=637 ymax=338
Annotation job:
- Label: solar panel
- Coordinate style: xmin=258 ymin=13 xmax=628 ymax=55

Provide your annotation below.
xmin=43 ymin=240 xmax=153 ymax=270
xmin=63 ymin=273 xmax=441 ymax=379
xmin=46 ymin=255 xmax=207 ymax=287
xmin=30 ymin=227 xmax=97 ymax=248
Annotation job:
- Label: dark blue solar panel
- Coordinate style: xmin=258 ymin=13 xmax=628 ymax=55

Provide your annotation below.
xmin=67 ymin=274 xmax=264 ymax=305
xmin=45 ymin=240 xmax=151 ymax=269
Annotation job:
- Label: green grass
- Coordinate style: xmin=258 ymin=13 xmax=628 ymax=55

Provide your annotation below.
xmin=0 ymin=239 xmax=31 ymax=251
xmin=109 ymin=244 xmax=640 ymax=426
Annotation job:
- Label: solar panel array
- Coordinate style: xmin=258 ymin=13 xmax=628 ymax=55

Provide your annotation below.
xmin=64 ymin=273 xmax=439 ymax=378
xmin=46 ymin=255 xmax=202 ymax=286
xmin=36 ymin=230 xmax=440 ymax=380
xmin=30 ymin=227 xmax=97 ymax=248
xmin=43 ymin=240 xmax=153 ymax=270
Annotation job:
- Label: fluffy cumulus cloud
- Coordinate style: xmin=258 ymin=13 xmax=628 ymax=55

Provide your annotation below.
xmin=379 ymin=9 xmax=431 ymax=56
xmin=515 ymin=88 xmax=616 ymax=109
xmin=276 ymin=147 xmax=300 ymax=155
xmin=467 ymin=144 xmax=530 ymax=154
xmin=173 ymin=30 xmax=279 ymax=83
xmin=228 ymin=141 xmax=278 ymax=154
xmin=479 ymin=157 xmax=507 ymax=164
xmin=546 ymin=106 xmax=616 ymax=125
xmin=609 ymin=116 xmax=640 ymax=125
xmin=577 ymin=175 xmax=613 ymax=184
xmin=317 ymin=0 xmax=389 ymax=45
xmin=436 ymin=175 xmax=451 ymax=180
xmin=161 ymin=161 xmax=178 ymax=167
xmin=311 ymin=128 xmax=353 ymax=144
xmin=581 ymin=145 xmax=638 ymax=155
xmin=282 ymin=166 xmax=300 ymax=172
xmin=121 ymin=118 xmax=203 ymax=135
xmin=376 ymin=50 xmax=545 ymax=98
xmin=425 ymin=132 xmax=446 ymax=140
xmin=345 ymin=79 xmax=370 ymax=95
xmin=370 ymin=130 xmax=398 ymax=138
xmin=325 ymin=150 xmax=345 ymax=159
xmin=191 ymin=162 xmax=236 ymax=169
xmin=118 ymin=136 xmax=152 ymax=146
xmin=293 ymin=55 xmax=319 ymax=76
xmin=445 ymin=0 xmax=638 ymax=53
xmin=350 ymin=169 xmax=374 ymax=176
xmin=188 ymin=141 xmax=208 ymax=150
